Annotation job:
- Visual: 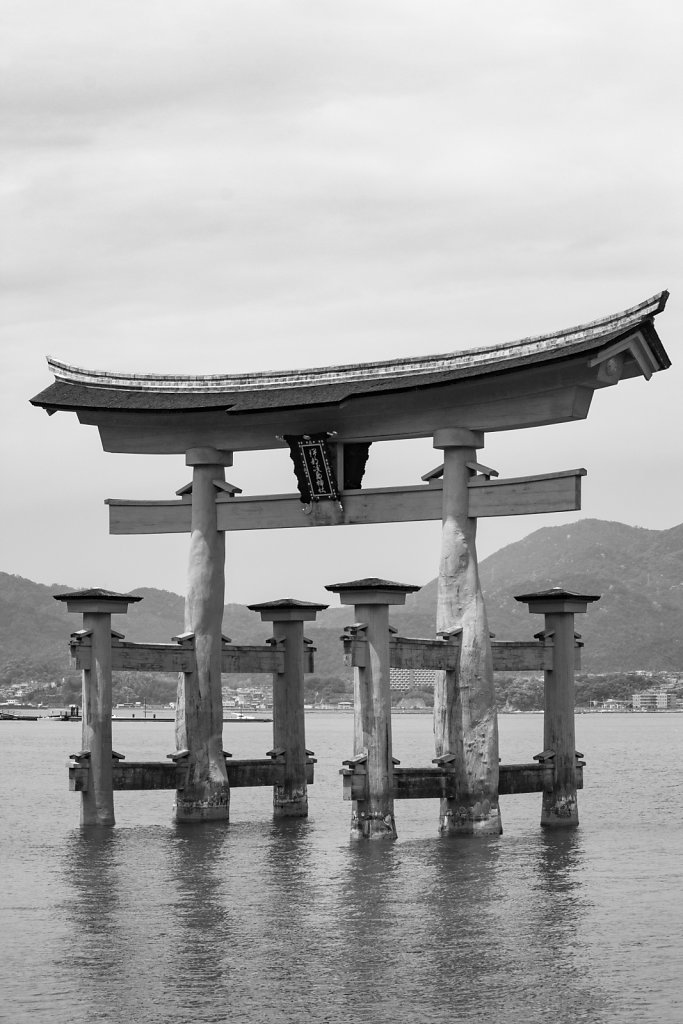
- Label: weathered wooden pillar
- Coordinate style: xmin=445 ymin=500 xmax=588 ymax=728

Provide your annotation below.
xmin=174 ymin=446 xmax=232 ymax=822
xmin=433 ymin=428 xmax=502 ymax=836
xmin=515 ymin=588 xmax=599 ymax=827
xmin=53 ymin=589 xmax=142 ymax=826
xmin=248 ymin=598 xmax=327 ymax=817
xmin=326 ymin=578 xmax=419 ymax=840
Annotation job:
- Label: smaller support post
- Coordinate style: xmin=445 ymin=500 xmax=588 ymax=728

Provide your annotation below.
xmin=54 ymin=589 xmax=143 ymax=826
xmin=515 ymin=587 xmax=600 ymax=827
xmin=326 ymin=578 xmax=420 ymax=840
xmin=248 ymin=598 xmax=328 ymax=817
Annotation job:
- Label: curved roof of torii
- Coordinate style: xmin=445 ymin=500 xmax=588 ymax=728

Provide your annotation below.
xmin=30 ymin=291 xmax=671 ymax=454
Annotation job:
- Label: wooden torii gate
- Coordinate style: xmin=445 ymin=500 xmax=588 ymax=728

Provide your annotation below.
xmin=32 ymin=292 xmax=671 ymax=832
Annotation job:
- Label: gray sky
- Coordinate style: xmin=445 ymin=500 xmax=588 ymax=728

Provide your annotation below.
xmin=2 ymin=1 xmax=682 ymax=605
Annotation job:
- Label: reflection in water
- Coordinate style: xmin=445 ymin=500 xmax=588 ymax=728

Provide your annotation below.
xmin=480 ymin=830 xmax=609 ymax=1024
xmin=337 ymin=838 xmax=505 ymax=1021
xmin=534 ymin=828 xmax=586 ymax=892
xmin=61 ymin=823 xmax=255 ymax=1023
xmin=328 ymin=832 xmax=610 ymax=1024
xmin=60 ymin=828 xmax=172 ymax=1021
xmin=14 ymin=714 xmax=680 ymax=1024
xmin=165 ymin=823 xmax=236 ymax=1002
xmin=53 ymin=823 xmax=609 ymax=1024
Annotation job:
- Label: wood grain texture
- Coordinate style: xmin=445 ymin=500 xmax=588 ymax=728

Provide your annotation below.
xmin=69 ymin=758 xmax=315 ymax=791
xmin=70 ymin=639 xmax=298 ymax=675
xmin=468 ymin=469 xmax=585 ymax=518
xmin=540 ymin=610 xmax=581 ymax=827
xmin=108 ymin=470 xmax=584 ymax=536
xmin=89 ymin=374 xmax=597 ymax=454
xmin=341 ymin=764 xmax=584 ymax=800
xmin=434 ymin=444 xmax=502 ymax=835
xmin=386 ymin=638 xmax=561 ymax=672
xmin=80 ymin=611 xmax=115 ymax=826
xmin=351 ymin=605 xmax=397 ymax=839
xmin=271 ymin=622 xmax=309 ymax=817
xmin=174 ymin=461 xmax=230 ymax=821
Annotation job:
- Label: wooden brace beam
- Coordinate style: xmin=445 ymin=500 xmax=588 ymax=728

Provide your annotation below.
xmin=69 ymin=637 xmax=315 ymax=674
xmin=339 ymin=637 xmax=581 ymax=673
xmin=340 ymin=762 xmax=584 ymax=801
xmin=70 ymin=757 xmax=316 ymax=791
xmin=106 ymin=469 xmax=586 ymax=535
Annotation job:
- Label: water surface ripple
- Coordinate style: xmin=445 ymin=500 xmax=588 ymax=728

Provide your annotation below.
xmin=2 ymin=713 xmax=682 ymax=1023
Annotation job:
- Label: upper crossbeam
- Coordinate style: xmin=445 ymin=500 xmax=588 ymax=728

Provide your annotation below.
xmin=106 ymin=469 xmax=586 ymax=535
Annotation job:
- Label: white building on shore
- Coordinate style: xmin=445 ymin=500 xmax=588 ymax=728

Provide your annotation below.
xmin=632 ymin=690 xmax=677 ymax=711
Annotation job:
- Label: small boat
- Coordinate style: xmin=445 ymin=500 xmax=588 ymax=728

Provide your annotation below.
xmin=45 ymin=705 xmax=82 ymax=722
xmin=0 ymin=710 xmax=38 ymax=721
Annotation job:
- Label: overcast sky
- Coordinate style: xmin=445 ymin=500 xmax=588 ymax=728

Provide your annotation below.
xmin=2 ymin=1 xmax=682 ymax=607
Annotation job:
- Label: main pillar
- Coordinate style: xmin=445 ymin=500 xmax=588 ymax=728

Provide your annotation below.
xmin=433 ymin=428 xmax=502 ymax=835
xmin=516 ymin=588 xmax=599 ymax=827
xmin=175 ymin=446 xmax=232 ymax=822
xmin=53 ymin=589 xmax=142 ymax=826
xmin=248 ymin=598 xmax=327 ymax=817
xmin=326 ymin=578 xmax=420 ymax=840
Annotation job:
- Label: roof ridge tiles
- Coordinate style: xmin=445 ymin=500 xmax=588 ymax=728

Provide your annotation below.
xmin=44 ymin=291 xmax=668 ymax=395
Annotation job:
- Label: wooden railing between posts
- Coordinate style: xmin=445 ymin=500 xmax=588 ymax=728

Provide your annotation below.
xmin=332 ymin=584 xmax=598 ymax=835
xmin=57 ymin=586 xmax=595 ymax=832
xmin=54 ymin=590 xmax=325 ymax=825
xmin=67 ymin=630 xmax=317 ymax=795
xmin=338 ymin=625 xmax=584 ymax=803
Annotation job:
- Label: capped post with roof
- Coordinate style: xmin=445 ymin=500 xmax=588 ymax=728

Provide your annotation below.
xmin=248 ymin=598 xmax=328 ymax=817
xmin=515 ymin=588 xmax=601 ymax=827
xmin=326 ymin=578 xmax=421 ymax=839
xmin=53 ymin=589 xmax=143 ymax=826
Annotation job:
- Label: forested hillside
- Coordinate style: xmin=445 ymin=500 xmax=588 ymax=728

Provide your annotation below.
xmin=3 ymin=519 xmax=683 ymax=692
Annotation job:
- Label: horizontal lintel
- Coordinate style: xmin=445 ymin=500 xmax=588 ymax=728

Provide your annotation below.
xmin=108 ymin=469 xmax=584 ymax=535
xmin=107 ymin=484 xmax=445 ymax=534
xmin=468 ymin=468 xmax=586 ymax=518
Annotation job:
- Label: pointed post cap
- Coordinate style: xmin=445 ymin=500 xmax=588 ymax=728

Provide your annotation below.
xmin=325 ymin=577 xmax=421 ymax=606
xmin=53 ymin=588 xmax=143 ymax=615
xmin=247 ymin=598 xmax=328 ymax=622
xmin=514 ymin=587 xmax=600 ymax=615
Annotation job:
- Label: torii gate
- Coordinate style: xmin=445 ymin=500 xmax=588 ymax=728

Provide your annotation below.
xmin=31 ymin=292 xmax=671 ymax=831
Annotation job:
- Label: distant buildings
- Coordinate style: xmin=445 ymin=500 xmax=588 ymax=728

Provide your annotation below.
xmin=632 ymin=690 xmax=677 ymax=711
xmin=601 ymin=698 xmax=628 ymax=712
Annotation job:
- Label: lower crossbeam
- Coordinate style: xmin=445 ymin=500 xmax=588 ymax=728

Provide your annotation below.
xmin=69 ymin=758 xmax=316 ymax=792
xmin=340 ymin=762 xmax=583 ymax=801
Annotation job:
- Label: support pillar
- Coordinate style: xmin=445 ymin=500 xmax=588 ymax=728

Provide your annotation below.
xmin=248 ymin=598 xmax=328 ymax=817
xmin=515 ymin=588 xmax=600 ymax=827
xmin=53 ymin=589 xmax=142 ymax=826
xmin=175 ymin=446 xmax=232 ymax=822
xmin=433 ymin=428 xmax=502 ymax=835
xmin=326 ymin=578 xmax=420 ymax=840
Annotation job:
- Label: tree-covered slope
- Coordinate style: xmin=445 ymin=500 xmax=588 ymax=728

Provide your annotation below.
xmin=3 ymin=518 xmax=683 ymax=682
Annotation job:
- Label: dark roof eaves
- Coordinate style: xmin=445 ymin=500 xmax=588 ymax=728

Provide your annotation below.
xmin=29 ymin=295 xmax=670 ymax=416
xmin=223 ymin=318 xmax=669 ymax=414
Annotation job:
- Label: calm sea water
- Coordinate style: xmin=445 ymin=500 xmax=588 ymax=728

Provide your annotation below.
xmin=2 ymin=712 xmax=682 ymax=1024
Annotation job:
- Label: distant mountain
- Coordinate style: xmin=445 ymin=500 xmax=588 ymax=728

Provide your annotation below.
xmin=2 ymin=518 xmax=683 ymax=683
xmin=0 ymin=574 xmax=78 ymax=683
xmin=0 ymin=576 xmax=187 ymax=685
xmin=392 ymin=518 xmax=683 ymax=672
